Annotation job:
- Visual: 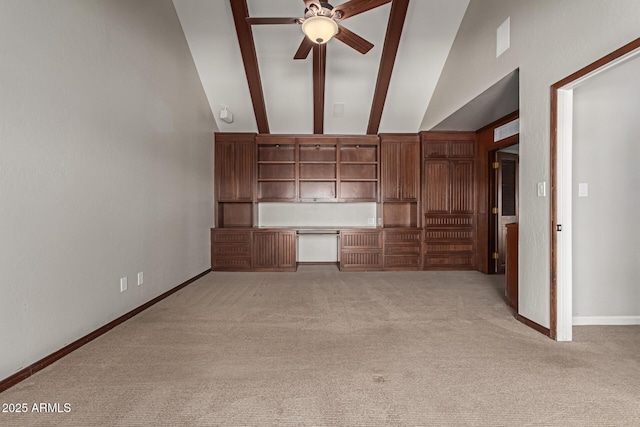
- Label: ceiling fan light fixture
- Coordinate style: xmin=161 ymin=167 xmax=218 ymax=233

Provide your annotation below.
xmin=301 ymin=16 xmax=338 ymax=44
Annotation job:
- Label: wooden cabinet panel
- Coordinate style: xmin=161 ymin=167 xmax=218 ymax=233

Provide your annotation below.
xmin=381 ymin=142 xmax=401 ymax=200
xmin=450 ymin=160 xmax=474 ymax=214
xmin=211 ymin=229 xmax=253 ymax=271
xmin=505 ymin=223 xmax=518 ymax=310
xmin=253 ymin=230 xmax=297 ymax=271
xmin=279 ymin=231 xmax=297 ymax=269
xmin=253 ymin=232 xmax=279 ymax=269
xmin=401 ymin=142 xmax=420 ymax=201
xmin=383 ymin=229 xmax=422 ymax=270
xmin=381 ymin=137 xmax=420 ymax=202
xmin=424 ymin=160 xmax=450 ymax=213
xmin=421 ymin=132 xmax=477 ymax=271
xmin=216 ymin=140 xmax=236 ymax=201
xmin=215 ymin=134 xmax=255 ymax=227
xmin=235 ymin=141 xmax=255 ymax=201
xmin=340 ymin=230 xmax=382 ymax=271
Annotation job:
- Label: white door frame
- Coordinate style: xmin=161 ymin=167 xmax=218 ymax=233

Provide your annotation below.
xmin=552 ymin=42 xmax=640 ymax=341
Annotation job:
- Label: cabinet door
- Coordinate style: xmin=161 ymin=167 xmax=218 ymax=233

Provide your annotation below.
xmin=381 ymin=143 xmax=401 ymax=200
xmin=450 ymin=160 xmax=474 ymax=214
xmin=400 ymin=142 xmax=420 ymax=201
xmin=216 ymin=141 xmax=236 ymax=201
xmin=216 ymin=140 xmax=254 ymax=202
xmin=424 ymin=160 xmax=450 ymax=213
xmin=278 ymin=231 xmax=297 ymax=268
xmin=253 ymin=232 xmax=279 ymax=268
xmin=235 ymin=141 xmax=254 ymax=201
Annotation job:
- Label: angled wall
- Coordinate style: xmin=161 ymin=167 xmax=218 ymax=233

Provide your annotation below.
xmin=422 ymin=0 xmax=640 ymax=328
xmin=0 ymin=0 xmax=215 ymax=380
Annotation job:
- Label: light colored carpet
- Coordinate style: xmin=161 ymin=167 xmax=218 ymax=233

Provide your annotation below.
xmin=1 ymin=266 xmax=639 ymax=426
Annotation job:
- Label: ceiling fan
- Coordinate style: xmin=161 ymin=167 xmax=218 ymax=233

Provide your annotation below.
xmin=246 ymin=0 xmax=392 ymax=60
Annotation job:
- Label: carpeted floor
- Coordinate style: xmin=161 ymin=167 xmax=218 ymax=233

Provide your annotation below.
xmin=1 ymin=266 xmax=639 ymax=426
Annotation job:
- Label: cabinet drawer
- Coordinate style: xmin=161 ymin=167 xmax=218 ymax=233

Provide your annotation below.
xmin=212 ymin=243 xmax=251 ymax=257
xmin=384 ymin=244 xmax=421 ymax=255
xmin=212 ymin=256 xmax=252 ymax=271
xmin=383 ymin=229 xmax=422 ymax=244
xmin=212 ymin=230 xmax=252 ymax=243
xmin=384 ymin=255 xmax=421 ymax=269
xmin=340 ymin=250 xmax=383 ymax=270
xmin=341 ymin=231 xmax=382 ymax=249
xmin=424 ymin=242 xmax=474 ymax=254
xmin=423 ymin=254 xmax=474 ymax=270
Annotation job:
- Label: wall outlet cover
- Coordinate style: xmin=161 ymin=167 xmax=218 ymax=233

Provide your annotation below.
xmin=120 ymin=277 xmax=128 ymax=292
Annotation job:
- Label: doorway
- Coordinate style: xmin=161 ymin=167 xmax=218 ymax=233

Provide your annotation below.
xmin=551 ymin=38 xmax=640 ymax=341
xmin=489 ymin=145 xmax=519 ymax=274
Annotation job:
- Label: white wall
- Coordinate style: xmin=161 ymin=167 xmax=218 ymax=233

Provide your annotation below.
xmin=422 ymin=0 xmax=640 ymax=328
xmin=0 ymin=0 xmax=215 ymax=380
xmin=572 ymin=54 xmax=640 ymax=321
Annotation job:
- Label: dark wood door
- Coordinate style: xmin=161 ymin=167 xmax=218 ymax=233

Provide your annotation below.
xmin=400 ymin=141 xmax=420 ymax=201
xmin=216 ymin=140 xmax=236 ymax=201
xmin=278 ymin=231 xmax=297 ymax=268
xmin=450 ymin=160 xmax=474 ymax=214
xmin=252 ymin=232 xmax=278 ymax=268
xmin=424 ymin=160 xmax=450 ymax=213
xmin=381 ymin=142 xmax=401 ymax=200
xmin=216 ymin=139 xmax=254 ymax=202
xmin=496 ymin=152 xmax=518 ymax=273
xmin=235 ymin=141 xmax=254 ymax=201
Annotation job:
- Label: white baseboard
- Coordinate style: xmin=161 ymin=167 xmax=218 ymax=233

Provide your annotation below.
xmin=572 ymin=316 xmax=640 ymax=326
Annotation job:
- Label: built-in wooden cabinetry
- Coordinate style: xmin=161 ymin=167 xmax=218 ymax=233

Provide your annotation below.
xmin=253 ymin=230 xmax=297 ymax=271
xmin=339 ymin=230 xmax=383 ymax=271
xmin=422 ymin=132 xmax=476 ymax=270
xmin=339 ymin=137 xmax=379 ymax=201
xmin=212 ymin=132 xmax=478 ymax=273
xmin=505 ymin=223 xmax=518 ymax=310
xmin=215 ymin=133 xmax=256 ymax=227
xmin=255 ymin=135 xmax=379 ymax=203
xmin=211 ymin=229 xmax=253 ymax=271
xmin=383 ymin=228 xmax=422 ymax=270
xmin=380 ymin=134 xmax=421 ymax=227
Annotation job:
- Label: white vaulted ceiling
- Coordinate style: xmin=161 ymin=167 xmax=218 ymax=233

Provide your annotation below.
xmin=173 ymin=0 xmax=469 ymax=134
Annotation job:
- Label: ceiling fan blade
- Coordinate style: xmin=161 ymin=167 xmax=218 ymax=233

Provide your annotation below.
xmin=294 ymin=37 xmax=314 ymax=60
xmin=334 ymin=25 xmax=374 ymax=55
xmin=246 ymin=17 xmax=299 ymax=25
xmin=333 ymin=0 xmax=392 ymax=20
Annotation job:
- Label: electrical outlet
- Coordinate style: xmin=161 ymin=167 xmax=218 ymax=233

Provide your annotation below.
xmin=137 ymin=272 xmax=143 ymax=286
xmin=367 ymin=218 xmax=375 ymax=225
xmin=120 ymin=277 xmax=128 ymax=292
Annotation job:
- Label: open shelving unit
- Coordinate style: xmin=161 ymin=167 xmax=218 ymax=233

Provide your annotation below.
xmin=298 ymin=138 xmax=337 ymax=201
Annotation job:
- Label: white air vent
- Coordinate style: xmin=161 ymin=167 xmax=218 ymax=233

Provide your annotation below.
xmin=496 ymin=17 xmax=510 ymax=57
xmin=494 ymin=118 xmax=519 ymax=142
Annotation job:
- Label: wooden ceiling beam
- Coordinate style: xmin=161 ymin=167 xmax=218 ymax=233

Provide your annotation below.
xmin=313 ymin=43 xmax=327 ymax=134
xmin=229 ymin=0 xmax=270 ymax=134
xmin=366 ymin=0 xmax=410 ymax=135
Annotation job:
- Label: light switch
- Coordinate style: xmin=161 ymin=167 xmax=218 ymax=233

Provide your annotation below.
xmin=578 ymin=183 xmax=588 ymax=197
xmin=537 ymin=182 xmax=546 ymax=197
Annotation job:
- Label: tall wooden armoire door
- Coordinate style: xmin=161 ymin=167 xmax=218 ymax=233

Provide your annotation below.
xmin=216 ymin=140 xmax=236 ymax=201
xmin=400 ymin=141 xmax=420 ymax=201
xmin=495 ymin=152 xmax=519 ymax=273
xmin=234 ymin=140 xmax=255 ymax=201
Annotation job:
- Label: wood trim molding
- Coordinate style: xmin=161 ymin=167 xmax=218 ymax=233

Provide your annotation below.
xmin=230 ymin=0 xmax=270 ymax=134
xmin=549 ymin=37 xmax=640 ymax=341
xmin=366 ymin=0 xmax=409 ymax=135
xmin=0 ymin=270 xmax=211 ymax=393
xmin=313 ymin=43 xmax=327 ymax=134
xmin=516 ymin=314 xmax=551 ymax=337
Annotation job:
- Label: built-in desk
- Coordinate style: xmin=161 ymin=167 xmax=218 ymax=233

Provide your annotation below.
xmin=213 ymin=227 xmax=421 ymax=272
